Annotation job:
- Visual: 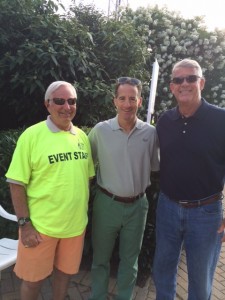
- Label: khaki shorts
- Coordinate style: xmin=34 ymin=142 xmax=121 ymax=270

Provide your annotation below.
xmin=14 ymin=231 xmax=85 ymax=282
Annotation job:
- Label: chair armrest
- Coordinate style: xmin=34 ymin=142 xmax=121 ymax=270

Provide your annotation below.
xmin=0 ymin=205 xmax=17 ymax=222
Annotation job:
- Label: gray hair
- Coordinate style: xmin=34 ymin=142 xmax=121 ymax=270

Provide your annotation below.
xmin=44 ymin=81 xmax=77 ymax=102
xmin=172 ymin=59 xmax=203 ymax=77
xmin=115 ymin=78 xmax=142 ymax=98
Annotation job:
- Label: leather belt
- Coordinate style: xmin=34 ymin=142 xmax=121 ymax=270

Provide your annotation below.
xmin=99 ymin=186 xmax=144 ymax=203
xmin=173 ymin=192 xmax=223 ymax=208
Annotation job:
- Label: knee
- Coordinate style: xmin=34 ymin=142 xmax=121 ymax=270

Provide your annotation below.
xmin=22 ymin=280 xmax=43 ymax=290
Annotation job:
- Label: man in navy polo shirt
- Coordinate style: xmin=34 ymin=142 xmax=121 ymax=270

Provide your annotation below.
xmin=153 ymin=58 xmax=225 ymax=300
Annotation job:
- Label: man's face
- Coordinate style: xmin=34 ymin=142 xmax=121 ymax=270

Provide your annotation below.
xmin=170 ymin=67 xmax=205 ymax=105
xmin=113 ymin=84 xmax=142 ymax=123
xmin=45 ymin=85 xmax=77 ymax=130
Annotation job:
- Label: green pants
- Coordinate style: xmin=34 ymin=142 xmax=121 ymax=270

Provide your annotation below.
xmin=89 ymin=188 xmax=149 ymax=300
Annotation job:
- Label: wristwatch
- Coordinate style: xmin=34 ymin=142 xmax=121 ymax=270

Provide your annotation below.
xmin=18 ymin=217 xmax=31 ymax=227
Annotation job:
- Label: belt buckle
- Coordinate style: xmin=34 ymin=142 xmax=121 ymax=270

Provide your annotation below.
xmin=179 ymin=199 xmax=206 ymax=208
xmin=178 ymin=201 xmax=188 ymax=205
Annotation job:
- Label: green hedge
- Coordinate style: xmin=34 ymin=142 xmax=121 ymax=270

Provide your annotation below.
xmin=0 ymin=128 xmax=159 ymax=282
xmin=0 ymin=129 xmax=25 ymax=239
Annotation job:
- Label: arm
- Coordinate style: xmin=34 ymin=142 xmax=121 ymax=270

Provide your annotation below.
xmin=88 ymin=127 xmax=98 ymax=165
xmin=9 ymin=183 xmax=42 ymax=248
xmin=218 ymin=220 xmax=225 ymax=242
xmin=9 ymin=183 xmax=29 ymax=218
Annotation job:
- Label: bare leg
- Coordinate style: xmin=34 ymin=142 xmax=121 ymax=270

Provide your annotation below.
xmin=52 ymin=268 xmax=71 ymax=300
xmin=21 ymin=279 xmax=44 ymax=300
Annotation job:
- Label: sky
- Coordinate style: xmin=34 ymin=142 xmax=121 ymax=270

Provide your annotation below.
xmin=62 ymin=0 xmax=225 ymax=31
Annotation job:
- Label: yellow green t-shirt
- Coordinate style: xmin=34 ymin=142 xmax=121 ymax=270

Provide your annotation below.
xmin=6 ymin=121 xmax=95 ymax=238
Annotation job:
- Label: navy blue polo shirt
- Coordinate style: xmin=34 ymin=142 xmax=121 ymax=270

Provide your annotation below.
xmin=157 ymin=99 xmax=225 ymax=200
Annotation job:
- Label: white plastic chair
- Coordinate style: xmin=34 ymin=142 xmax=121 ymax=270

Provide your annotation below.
xmin=0 ymin=204 xmax=18 ymax=279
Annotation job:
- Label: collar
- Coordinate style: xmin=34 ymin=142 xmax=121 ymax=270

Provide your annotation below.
xmin=170 ymin=98 xmax=208 ymax=121
xmin=46 ymin=115 xmax=76 ymax=135
xmin=110 ymin=115 xmax=144 ymax=131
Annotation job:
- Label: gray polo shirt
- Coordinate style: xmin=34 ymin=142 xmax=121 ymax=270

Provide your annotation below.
xmin=88 ymin=116 xmax=160 ymax=197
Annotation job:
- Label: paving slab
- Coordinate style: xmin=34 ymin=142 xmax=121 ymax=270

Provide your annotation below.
xmin=1 ymin=244 xmax=225 ymax=300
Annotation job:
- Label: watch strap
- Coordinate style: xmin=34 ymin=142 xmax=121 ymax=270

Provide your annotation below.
xmin=18 ymin=217 xmax=31 ymax=226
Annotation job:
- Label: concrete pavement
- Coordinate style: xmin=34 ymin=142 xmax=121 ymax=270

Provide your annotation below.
xmin=1 ymin=242 xmax=225 ymax=299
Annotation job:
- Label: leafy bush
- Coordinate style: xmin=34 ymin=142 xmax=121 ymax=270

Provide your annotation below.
xmin=1 ymin=2 xmax=225 ymax=130
xmin=0 ymin=0 xmax=147 ymax=130
xmin=0 ymin=129 xmax=24 ymax=239
xmin=121 ymin=6 xmax=225 ymax=118
xmin=0 ymin=129 xmax=24 ymax=210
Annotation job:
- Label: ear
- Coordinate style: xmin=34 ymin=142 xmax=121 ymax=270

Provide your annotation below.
xmin=113 ymin=97 xmax=117 ymax=107
xmin=138 ymin=97 xmax=143 ymax=108
xmin=44 ymin=100 xmax=50 ymax=110
xmin=170 ymin=82 xmax=175 ymax=94
xmin=200 ymin=77 xmax=205 ymax=91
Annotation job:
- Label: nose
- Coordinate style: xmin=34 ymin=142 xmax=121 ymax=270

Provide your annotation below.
xmin=62 ymin=101 xmax=72 ymax=109
xmin=123 ymin=99 xmax=132 ymax=107
xmin=181 ymin=78 xmax=190 ymax=84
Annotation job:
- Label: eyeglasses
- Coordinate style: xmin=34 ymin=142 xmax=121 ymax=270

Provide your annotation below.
xmin=49 ymin=98 xmax=77 ymax=105
xmin=171 ymin=75 xmax=201 ymax=85
xmin=117 ymin=77 xmax=141 ymax=86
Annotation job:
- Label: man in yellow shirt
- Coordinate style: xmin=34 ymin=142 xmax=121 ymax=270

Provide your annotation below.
xmin=6 ymin=81 xmax=95 ymax=300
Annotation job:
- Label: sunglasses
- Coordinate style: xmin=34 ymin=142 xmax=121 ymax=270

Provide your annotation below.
xmin=49 ymin=98 xmax=76 ymax=105
xmin=171 ymin=75 xmax=201 ymax=84
xmin=117 ymin=77 xmax=141 ymax=86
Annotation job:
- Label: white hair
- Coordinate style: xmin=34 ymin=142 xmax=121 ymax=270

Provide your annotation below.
xmin=172 ymin=59 xmax=203 ymax=77
xmin=44 ymin=81 xmax=77 ymax=102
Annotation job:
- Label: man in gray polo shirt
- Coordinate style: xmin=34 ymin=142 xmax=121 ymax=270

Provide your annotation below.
xmin=88 ymin=77 xmax=160 ymax=300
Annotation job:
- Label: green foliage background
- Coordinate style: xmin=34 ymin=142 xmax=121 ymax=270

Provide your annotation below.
xmin=1 ymin=0 xmax=225 ymax=130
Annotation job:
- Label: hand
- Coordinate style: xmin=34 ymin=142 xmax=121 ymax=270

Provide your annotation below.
xmin=218 ymin=219 xmax=225 ymax=243
xmin=21 ymin=223 xmax=43 ymax=248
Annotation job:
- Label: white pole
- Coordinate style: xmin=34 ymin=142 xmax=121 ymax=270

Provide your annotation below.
xmin=147 ymin=58 xmax=159 ymax=123
xmin=108 ymin=0 xmax=110 ymax=18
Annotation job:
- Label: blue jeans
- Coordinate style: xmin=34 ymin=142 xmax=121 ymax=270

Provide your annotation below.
xmin=153 ymin=192 xmax=223 ymax=300
xmin=89 ymin=189 xmax=148 ymax=300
